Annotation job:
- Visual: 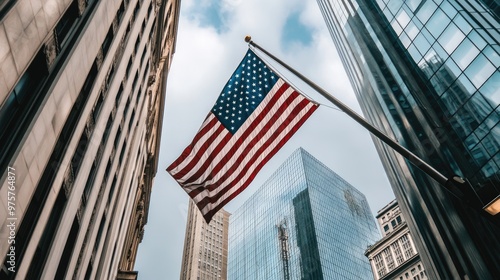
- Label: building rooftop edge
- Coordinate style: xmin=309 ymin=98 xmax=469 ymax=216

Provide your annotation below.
xmin=375 ymin=199 xmax=398 ymax=218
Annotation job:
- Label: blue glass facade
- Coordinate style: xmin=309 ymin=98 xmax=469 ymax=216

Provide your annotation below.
xmin=228 ymin=148 xmax=380 ymax=279
xmin=316 ymin=0 xmax=499 ymax=279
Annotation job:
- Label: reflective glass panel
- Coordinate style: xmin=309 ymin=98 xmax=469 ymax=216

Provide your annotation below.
xmin=441 ymin=57 xmax=462 ymax=79
xmin=479 ymin=71 xmax=500 ymax=107
xmin=405 ymin=21 xmax=420 ymax=41
xmin=391 ymin=19 xmax=403 ymax=35
xmin=483 ymin=45 xmax=500 ymax=66
xmin=414 ymin=33 xmax=431 ymax=56
xmin=396 ymin=9 xmax=411 ymax=28
xmin=430 ymin=41 xmax=449 ymax=61
xmin=455 ymin=74 xmax=477 ymax=95
xmin=400 ymin=32 xmax=411 ymax=48
xmin=409 ymin=44 xmax=423 ymax=62
xmin=469 ymin=143 xmax=489 ymax=168
xmin=387 ymin=0 xmax=403 ymax=14
xmin=468 ymin=31 xmax=487 ymax=51
xmin=464 ymin=54 xmax=496 ymax=88
xmin=452 ymin=39 xmax=479 ymax=69
xmin=466 ymin=133 xmax=480 ymax=149
xmin=440 ymin=0 xmax=457 ymax=19
xmin=454 ymin=13 xmax=473 ymax=35
xmin=416 ymin=0 xmax=438 ymax=24
xmin=481 ymin=159 xmax=497 ymax=177
xmin=406 ymin=0 xmax=422 ymax=12
xmin=438 ymin=23 xmax=465 ymax=54
xmin=427 ymin=9 xmax=449 ymax=38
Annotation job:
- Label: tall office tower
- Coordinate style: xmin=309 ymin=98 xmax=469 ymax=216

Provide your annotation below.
xmin=365 ymin=200 xmax=427 ymax=280
xmin=180 ymin=200 xmax=230 ymax=280
xmin=228 ymin=148 xmax=380 ymax=280
xmin=315 ymin=0 xmax=499 ymax=278
xmin=0 ymin=0 xmax=180 ymax=279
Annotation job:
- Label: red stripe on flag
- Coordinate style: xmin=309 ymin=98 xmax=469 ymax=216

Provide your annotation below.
xmin=179 ymin=82 xmax=292 ymax=186
xmin=179 ymin=131 xmax=233 ymax=185
xmin=201 ymin=102 xmax=318 ymax=222
xmin=168 ymin=122 xmax=226 ymax=180
xmin=166 ymin=115 xmax=219 ymax=172
xmin=195 ymin=98 xmax=317 ymax=212
xmin=186 ymin=88 xmax=301 ymax=197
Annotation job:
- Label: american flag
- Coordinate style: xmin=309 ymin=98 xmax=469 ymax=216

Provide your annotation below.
xmin=167 ymin=50 xmax=318 ymax=223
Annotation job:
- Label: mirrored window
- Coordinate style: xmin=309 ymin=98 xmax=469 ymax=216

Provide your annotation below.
xmin=408 ymin=44 xmax=423 ymax=62
xmin=453 ymin=13 xmax=473 ymax=35
xmin=427 ymin=9 xmax=449 ymax=38
xmin=438 ymin=23 xmax=465 ymax=54
xmin=405 ymin=0 xmax=422 ymax=12
xmin=440 ymin=0 xmax=457 ymax=19
xmin=405 ymin=20 xmax=421 ymax=40
xmin=482 ymin=45 xmax=500 ymax=66
xmin=414 ymin=33 xmax=432 ymax=57
xmin=468 ymin=31 xmax=487 ymax=51
xmin=416 ymin=0 xmax=438 ymax=24
xmin=391 ymin=19 xmax=403 ymax=35
xmin=387 ymin=0 xmax=403 ymax=15
xmin=479 ymin=71 xmax=500 ymax=107
xmin=396 ymin=9 xmax=411 ymax=28
xmin=465 ymin=54 xmax=495 ymax=88
xmin=452 ymin=39 xmax=479 ymax=69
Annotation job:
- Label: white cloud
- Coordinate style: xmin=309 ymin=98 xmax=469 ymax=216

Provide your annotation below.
xmin=136 ymin=0 xmax=395 ymax=278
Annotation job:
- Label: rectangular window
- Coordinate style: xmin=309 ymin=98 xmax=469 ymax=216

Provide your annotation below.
xmin=102 ymin=26 xmax=114 ymax=57
xmin=83 ymin=161 xmax=98 ymax=204
xmin=401 ymin=234 xmax=415 ymax=259
xmin=392 ymin=241 xmax=404 ymax=264
xmin=374 ymin=254 xmax=386 ymax=277
xmin=383 ymin=247 xmax=395 ymax=271
xmin=93 ymin=92 xmax=104 ymax=120
xmin=55 ymin=1 xmax=79 ymax=47
xmin=0 ymin=49 xmax=48 ymax=152
xmin=132 ymin=71 xmax=139 ymax=90
xmin=117 ymin=2 xmax=125 ymax=23
xmin=54 ymin=216 xmax=80 ymax=279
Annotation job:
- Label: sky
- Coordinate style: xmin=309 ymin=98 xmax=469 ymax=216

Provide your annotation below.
xmin=135 ymin=0 xmax=395 ymax=279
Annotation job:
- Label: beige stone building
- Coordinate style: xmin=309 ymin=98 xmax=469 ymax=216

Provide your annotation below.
xmin=365 ymin=200 xmax=427 ymax=280
xmin=0 ymin=0 xmax=180 ymax=279
xmin=180 ymin=200 xmax=230 ymax=280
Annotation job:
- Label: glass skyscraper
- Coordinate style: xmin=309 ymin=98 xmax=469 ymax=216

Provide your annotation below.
xmin=315 ymin=0 xmax=499 ymax=279
xmin=228 ymin=148 xmax=380 ymax=280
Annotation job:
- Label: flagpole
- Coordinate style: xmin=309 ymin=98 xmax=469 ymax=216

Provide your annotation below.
xmin=244 ymin=35 xmax=470 ymax=198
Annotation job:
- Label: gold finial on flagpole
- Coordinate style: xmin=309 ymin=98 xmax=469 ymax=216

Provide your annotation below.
xmin=244 ymin=35 xmax=252 ymax=43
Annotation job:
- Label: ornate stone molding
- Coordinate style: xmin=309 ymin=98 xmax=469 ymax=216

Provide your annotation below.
xmin=44 ymin=34 xmax=58 ymax=68
xmin=77 ymin=0 xmax=87 ymax=15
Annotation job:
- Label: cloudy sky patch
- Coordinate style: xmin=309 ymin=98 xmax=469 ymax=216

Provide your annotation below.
xmin=135 ymin=0 xmax=394 ymax=278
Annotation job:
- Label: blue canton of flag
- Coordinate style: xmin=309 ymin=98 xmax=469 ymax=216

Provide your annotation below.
xmin=212 ymin=51 xmax=278 ymax=133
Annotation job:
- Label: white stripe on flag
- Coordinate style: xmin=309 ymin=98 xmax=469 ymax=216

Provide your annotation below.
xmin=198 ymin=101 xmax=317 ymax=215
xmin=182 ymin=81 xmax=296 ymax=190
xmin=179 ymin=79 xmax=288 ymax=187
xmin=193 ymin=97 xmax=314 ymax=207
xmin=176 ymin=127 xmax=230 ymax=184
xmin=168 ymin=113 xmax=219 ymax=176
